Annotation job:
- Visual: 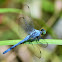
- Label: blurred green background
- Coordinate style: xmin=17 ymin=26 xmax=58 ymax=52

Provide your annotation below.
xmin=0 ymin=0 xmax=62 ymax=62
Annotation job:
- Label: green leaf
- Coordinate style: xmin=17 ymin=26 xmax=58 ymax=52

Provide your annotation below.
xmin=0 ymin=8 xmax=22 ymax=13
xmin=0 ymin=39 xmax=62 ymax=46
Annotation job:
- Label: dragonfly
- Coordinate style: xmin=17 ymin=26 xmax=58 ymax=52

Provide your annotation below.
xmin=3 ymin=5 xmax=46 ymax=55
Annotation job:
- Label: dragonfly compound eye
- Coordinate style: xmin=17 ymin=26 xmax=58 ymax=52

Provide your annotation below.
xmin=41 ymin=29 xmax=44 ymax=31
xmin=41 ymin=29 xmax=46 ymax=35
xmin=43 ymin=30 xmax=46 ymax=35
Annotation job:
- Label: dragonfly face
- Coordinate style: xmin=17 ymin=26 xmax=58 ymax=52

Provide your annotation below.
xmin=41 ymin=29 xmax=46 ymax=35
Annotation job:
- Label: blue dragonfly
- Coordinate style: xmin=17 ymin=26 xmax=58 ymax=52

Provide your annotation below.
xmin=3 ymin=5 xmax=46 ymax=55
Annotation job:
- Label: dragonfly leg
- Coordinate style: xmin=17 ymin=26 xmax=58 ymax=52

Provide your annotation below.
xmin=35 ymin=36 xmax=43 ymax=44
xmin=29 ymin=37 xmax=38 ymax=44
xmin=29 ymin=38 xmax=35 ymax=44
xmin=36 ymin=36 xmax=42 ymax=41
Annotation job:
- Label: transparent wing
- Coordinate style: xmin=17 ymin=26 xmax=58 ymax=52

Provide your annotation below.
xmin=23 ymin=4 xmax=34 ymax=27
xmin=18 ymin=4 xmax=35 ymax=34
xmin=18 ymin=4 xmax=43 ymax=58
xmin=18 ymin=16 xmax=35 ymax=34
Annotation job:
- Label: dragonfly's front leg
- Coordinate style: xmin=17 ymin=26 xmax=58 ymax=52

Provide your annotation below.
xmin=35 ymin=36 xmax=42 ymax=44
xmin=36 ymin=36 xmax=42 ymax=41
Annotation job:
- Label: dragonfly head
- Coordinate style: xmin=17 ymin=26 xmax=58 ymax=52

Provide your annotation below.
xmin=40 ymin=29 xmax=46 ymax=35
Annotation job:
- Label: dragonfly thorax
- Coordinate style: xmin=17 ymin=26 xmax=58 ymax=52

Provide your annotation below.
xmin=29 ymin=29 xmax=41 ymax=38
